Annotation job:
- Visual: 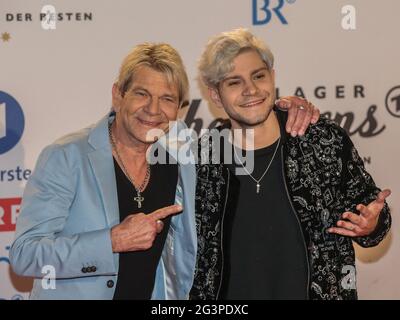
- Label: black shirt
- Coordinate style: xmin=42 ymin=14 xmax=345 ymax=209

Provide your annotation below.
xmin=224 ymin=139 xmax=308 ymax=299
xmin=113 ymin=158 xmax=178 ymax=300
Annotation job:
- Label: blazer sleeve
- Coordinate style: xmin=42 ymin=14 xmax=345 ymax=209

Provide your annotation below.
xmin=9 ymin=144 xmax=117 ymax=278
xmin=338 ymin=132 xmax=391 ymax=248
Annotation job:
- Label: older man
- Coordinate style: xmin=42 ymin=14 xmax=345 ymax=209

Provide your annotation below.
xmin=10 ymin=42 xmax=317 ymax=299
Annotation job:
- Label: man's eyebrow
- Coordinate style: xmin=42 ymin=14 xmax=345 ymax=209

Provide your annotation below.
xmin=131 ymin=86 xmax=177 ymax=99
xmin=162 ymin=93 xmax=178 ymax=100
xmin=251 ymin=67 xmax=269 ymax=75
xmin=131 ymin=86 xmax=150 ymax=93
xmin=222 ymin=67 xmax=269 ymax=82
xmin=223 ymin=75 xmax=242 ymax=82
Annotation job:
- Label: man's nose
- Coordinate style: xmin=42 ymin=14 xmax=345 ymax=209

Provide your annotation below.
xmin=243 ymin=80 xmax=258 ymax=96
xmin=144 ymin=96 xmax=161 ymax=115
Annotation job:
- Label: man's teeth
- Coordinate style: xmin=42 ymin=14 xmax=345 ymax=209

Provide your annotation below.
xmin=242 ymin=99 xmax=264 ymax=107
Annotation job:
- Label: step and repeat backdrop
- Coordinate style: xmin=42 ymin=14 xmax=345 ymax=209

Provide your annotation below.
xmin=0 ymin=0 xmax=399 ymax=299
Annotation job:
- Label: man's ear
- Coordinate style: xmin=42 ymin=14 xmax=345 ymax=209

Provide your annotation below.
xmin=112 ymin=83 xmax=123 ymax=112
xmin=208 ymin=87 xmax=223 ymax=108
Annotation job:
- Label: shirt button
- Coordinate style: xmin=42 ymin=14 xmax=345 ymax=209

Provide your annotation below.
xmin=107 ymin=280 xmax=114 ymax=288
xmin=91 ymin=266 xmax=97 ymax=273
xmin=81 ymin=267 xmax=87 ymax=273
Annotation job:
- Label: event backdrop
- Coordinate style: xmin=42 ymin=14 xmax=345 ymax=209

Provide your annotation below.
xmin=0 ymin=0 xmax=399 ymax=299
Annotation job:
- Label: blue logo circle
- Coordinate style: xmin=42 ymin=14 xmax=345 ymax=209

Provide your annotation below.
xmin=0 ymin=91 xmax=25 ymax=155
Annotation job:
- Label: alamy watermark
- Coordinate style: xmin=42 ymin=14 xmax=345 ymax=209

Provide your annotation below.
xmin=41 ymin=5 xmax=57 ymax=30
xmin=341 ymin=265 xmax=356 ymax=290
xmin=341 ymin=5 xmax=356 ymax=30
xmin=145 ymin=123 xmax=258 ymax=175
xmin=41 ymin=265 xmax=56 ymax=290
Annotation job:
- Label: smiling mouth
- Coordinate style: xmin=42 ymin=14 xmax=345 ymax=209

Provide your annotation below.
xmin=138 ymin=119 xmax=162 ymax=127
xmin=240 ymin=98 xmax=266 ymax=108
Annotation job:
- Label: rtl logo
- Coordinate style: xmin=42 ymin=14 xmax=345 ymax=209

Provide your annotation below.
xmin=0 ymin=198 xmax=21 ymax=232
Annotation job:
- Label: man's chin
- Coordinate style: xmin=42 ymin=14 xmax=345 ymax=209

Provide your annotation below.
xmin=141 ymin=136 xmax=161 ymax=144
xmin=237 ymin=107 xmax=275 ymax=126
xmin=143 ymin=128 xmax=168 ymax=144
xmin=234 ymin=115 xmax=269 ymax=128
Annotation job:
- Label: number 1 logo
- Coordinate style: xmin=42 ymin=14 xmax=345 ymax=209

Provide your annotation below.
xmin=0 ymin=91 xmax=25 ymax=155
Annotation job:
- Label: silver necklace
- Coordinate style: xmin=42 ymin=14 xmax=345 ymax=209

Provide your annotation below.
xmin=233 ymin=136 xmax=281 ymax=194
xmin=108 ymin=122 xmax=150 ymax=208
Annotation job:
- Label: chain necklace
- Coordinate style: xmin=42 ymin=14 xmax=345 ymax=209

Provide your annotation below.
xmin=108 ymin=122 xmax=150 ymax=208
xmin=233 ymin=136 xmax=281 ymax=194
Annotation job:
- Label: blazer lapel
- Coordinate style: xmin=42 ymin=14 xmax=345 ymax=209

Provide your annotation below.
xmin=87 ymin=114 xmax=120 ymax=227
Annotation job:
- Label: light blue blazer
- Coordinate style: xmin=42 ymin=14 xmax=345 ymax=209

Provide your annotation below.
xmin=9 ymin=113 xmax=197 ymax=300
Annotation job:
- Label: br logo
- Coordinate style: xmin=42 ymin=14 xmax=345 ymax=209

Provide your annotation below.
xmin=252 ymin=0 xmax=295 ymax=25
xmin=0 ymin=91 xmax=25 ymax=155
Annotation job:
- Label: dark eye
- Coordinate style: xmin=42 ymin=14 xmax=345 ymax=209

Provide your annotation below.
xmin=227 ymin=80 xmax=240 ymax=86
xmin=135 ymin=90 xmax=147 ymax=97
xmin=163 ymin=96 xmax=175 ymax=103
xmin=254 ymin=73 xmax=266 ymax=80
